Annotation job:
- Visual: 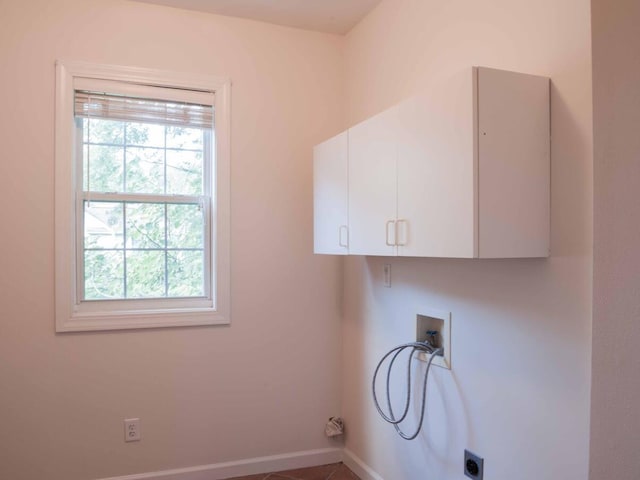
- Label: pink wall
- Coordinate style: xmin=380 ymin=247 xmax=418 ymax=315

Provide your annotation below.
xmin=590 ymin=0 xmax=640 ymax=478
xmin=341 ymin=0 xmax=593 ymax=479
xmin=0 ymin=1 xmax=345 ymax=479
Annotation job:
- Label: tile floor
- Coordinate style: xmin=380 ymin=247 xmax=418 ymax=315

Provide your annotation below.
xmin=227 ymin=462 xmax=361 ymax=480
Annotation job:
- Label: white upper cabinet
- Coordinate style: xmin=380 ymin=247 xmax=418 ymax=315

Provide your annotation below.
xmin=313 ymin=66 xmax=550 ymax=259
xmin=313 ymin=132 xmax=349 ymax=254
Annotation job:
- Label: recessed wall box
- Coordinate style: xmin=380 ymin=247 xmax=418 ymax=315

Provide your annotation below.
xmin=416 ymin=309 xmax=451 ymax=369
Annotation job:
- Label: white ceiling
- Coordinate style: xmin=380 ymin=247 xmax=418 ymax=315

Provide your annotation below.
xmin=132 ymin=0 xmax=382 ymax=34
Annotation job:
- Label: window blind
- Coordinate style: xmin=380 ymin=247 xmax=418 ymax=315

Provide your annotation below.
xmin=74 ymin=91 xmax=214 ymax=129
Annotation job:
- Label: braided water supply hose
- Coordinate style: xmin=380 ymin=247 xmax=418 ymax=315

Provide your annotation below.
xmin=372 ymin=342 xmax=443 ymax=440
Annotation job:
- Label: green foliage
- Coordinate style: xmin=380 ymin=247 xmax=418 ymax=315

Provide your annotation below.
xmin=126 ymin=250 xmax=165 ymax=298
xmin=168 ymin=250 xmax=204 ymax=297
xmin=166 ymin=149 xmax=203 ymax=195
xmin=84 ymin=251 xmax=124 ymax=300
xmin=127 ymin=203 xmax=165 ymax=249
xmin=126 ymin=147 xmax=164 ymax=194
xmin=167 ymin=204 xmax=204 ymax=248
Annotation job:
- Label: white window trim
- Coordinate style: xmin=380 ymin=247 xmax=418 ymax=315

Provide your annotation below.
xmin=55 ymin=60 xmax=231 ymax=332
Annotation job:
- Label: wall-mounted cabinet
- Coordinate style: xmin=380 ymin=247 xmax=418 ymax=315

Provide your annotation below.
xmin=314 ymin=67 xmax=550 ymax=258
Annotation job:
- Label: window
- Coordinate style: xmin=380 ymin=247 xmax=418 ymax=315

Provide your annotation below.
xmin=55 ymin=62 xmax=230 ymax=332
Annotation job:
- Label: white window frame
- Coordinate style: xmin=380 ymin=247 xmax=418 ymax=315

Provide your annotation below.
xmin=55 ymin=61 xmax=231 ymax=332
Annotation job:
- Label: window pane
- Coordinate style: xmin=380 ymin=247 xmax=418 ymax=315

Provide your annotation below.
xmin=84 ymin=202 xmax=124 ymax=249
xmin=125 ymin=147 xmax=164 ymax=194
xmin=168 ymin=250 xmax=204 ymax=297
xmin=167 ymin=204 xmax=204 ymax=248
xmin=166 ymin=149 xmax=203 ymax=195
xmin=126 ymin=122 xmax=165 ymax=148
xmin=87 ymin=145 xmax=124 ymax=192
xmin=84 ymin=250 xmax=124 ymax=300
xmin=166 ymin=126 xmax=203 ymax=150
xmin=126 ymin=250 xmax=165 ymax=298
xmin=87 ymin=118 xmax=124 ymax=145
xmin=126 ymin=203 xmax=165 ymax=249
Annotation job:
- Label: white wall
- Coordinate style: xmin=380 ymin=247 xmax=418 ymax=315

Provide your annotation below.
xmin=341 ymin=1 xmax=593 ymax=479
xmin=590 ymin=1 xmax=640 ymax=479
xmin=0 ymin=1 xmax=345 ymax=479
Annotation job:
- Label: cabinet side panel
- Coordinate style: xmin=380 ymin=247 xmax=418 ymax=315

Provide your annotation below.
xmin=313 ymin=132 xmax=349 ymax=254
xmin=396 ymin=68 xmax=476 ymax=258
xmin=477 ymin=67 xmax=550 ymax=258
xmin=348 ymin=107 xmax=398 ymax=256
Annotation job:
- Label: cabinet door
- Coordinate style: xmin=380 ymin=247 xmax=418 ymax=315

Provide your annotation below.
xmin=476 ymin=67 xmax=550 ymax=258
xmin=396 ymin=71 xmax=476 ymax=258
xmin=348 ymin=106 xmax=399 ymax=256
xmin=313 ymin=132 xmax=349 ymax=255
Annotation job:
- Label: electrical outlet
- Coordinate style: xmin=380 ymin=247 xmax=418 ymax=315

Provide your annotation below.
xmin=383 ymin=264 xmax=391 ymax=287
xmin=464 ymin=450 xmax=484 ymax=479
xmin=124 ymin=418 xmax=141 ymax=442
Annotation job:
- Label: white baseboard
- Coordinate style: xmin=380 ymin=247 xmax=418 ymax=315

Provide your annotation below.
xmin=342 ymin=449 xmax=384 ymax=480
xmin=98 ymin=448 xmax=343 ymax=480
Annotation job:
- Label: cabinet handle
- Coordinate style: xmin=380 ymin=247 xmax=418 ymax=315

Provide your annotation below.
xmin=385 ymin=220 xmax=396 ymax=246
xmin=339 ymin=225 xmax=349 ymax=248
xmin=396 ymin=219 xmax=408 ymax=246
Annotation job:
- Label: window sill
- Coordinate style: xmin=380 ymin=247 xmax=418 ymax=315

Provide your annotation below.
xmin=56 ymin=307 xmax=229 ymax=332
